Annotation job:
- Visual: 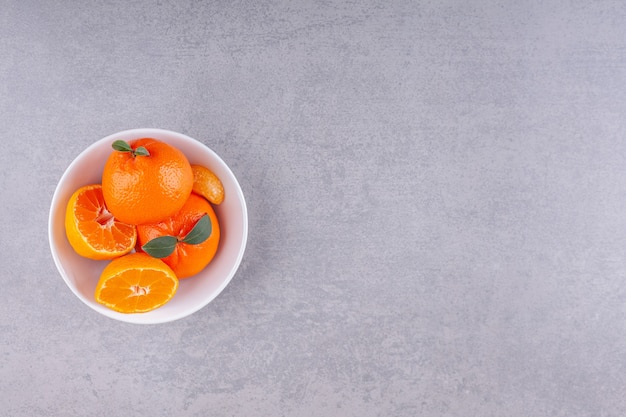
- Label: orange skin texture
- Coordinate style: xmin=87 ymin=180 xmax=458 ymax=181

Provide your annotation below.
xmin=137 ymin=193 xmax=220 ymax=279
xmin=191 ymin=164 xmax=224 ymax=205
xmin=102 ymin=138 xmax=193 ymax=225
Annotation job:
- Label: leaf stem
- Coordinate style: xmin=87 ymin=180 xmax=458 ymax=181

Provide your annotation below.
xmin=141 ymin=214 xmax=211 ymax=259
xmin=112 ymin=140 xmax=150 ymax=157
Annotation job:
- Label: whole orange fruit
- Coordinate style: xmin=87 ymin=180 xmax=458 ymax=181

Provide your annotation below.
xmin=137 ymin=193 xmax=220 ymax=279
xmin=102 ymin=138 xmax=193 ymax=225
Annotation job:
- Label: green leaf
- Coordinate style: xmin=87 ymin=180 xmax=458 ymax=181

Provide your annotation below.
xmin=111 ymin=140 xmax=150 ymax=157
xmin=182 ymin=214 xmax=211 ymax=245
xmin=112 ymin=140 xmax=133 ymax=152
xmin=141 ymin=236 xmax=178 ymax=258
xmin=141 ymin=215 xmax=211 ymax=259
xmin=134 ymin=146 xmax=150 ymax=156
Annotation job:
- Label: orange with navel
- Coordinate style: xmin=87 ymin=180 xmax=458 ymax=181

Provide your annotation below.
xmin=137 ymin=193 xmax=220 ymax=279
xmin=102 ymin=138 xmax=193 ymax=225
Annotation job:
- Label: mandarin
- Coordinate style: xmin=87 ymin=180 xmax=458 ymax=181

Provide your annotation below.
xmin=95 ymin=252 xmax=178 ymax=313
xmin=65 ymin=184 xmax=136 ymax=260
xmin=137 ymin=193 xmax=220 ymax=279
xmin=102 ymin=138 xmax=193 ymax=225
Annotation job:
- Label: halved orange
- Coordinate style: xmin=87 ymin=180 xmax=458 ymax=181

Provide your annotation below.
xmin=95 ymin=253 xmax=179 ymax=313
xmin=65 ymin=184 xmax=136 ymax=260
xmin=191 ymin=164 xmax=224 ymax=205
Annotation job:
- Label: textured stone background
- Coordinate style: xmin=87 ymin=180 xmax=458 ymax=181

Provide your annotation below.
xmin=1 ymin=1 xmax=625 ymax=416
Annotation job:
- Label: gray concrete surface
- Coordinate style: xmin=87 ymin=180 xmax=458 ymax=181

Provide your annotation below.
xmin=1 ymin=1 xmax=625 ymax=415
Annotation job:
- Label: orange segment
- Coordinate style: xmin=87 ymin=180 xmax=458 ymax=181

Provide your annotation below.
xmin=95 ymin=253 xmax=179 ymax=313
xmin=65 ymin=184 xmax=136 ymax=260
xmin=191 ymin=164 xmax=224 ymax=205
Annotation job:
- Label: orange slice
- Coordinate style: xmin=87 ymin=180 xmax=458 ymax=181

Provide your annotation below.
xmin=95 ymin=253 xmax=179 ymax=313
xmin=191 ymin=164 xmax=224 ymax=205
xmin=65 ymin=184 xmax=136 ymax=260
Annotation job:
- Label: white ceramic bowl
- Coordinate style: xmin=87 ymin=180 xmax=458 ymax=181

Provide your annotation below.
xmin=48 ymin=128 xmax=248 ymax=324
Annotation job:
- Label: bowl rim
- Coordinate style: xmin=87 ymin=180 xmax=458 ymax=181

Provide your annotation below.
xmin=48 ymin=128 xmax=248 ymax=324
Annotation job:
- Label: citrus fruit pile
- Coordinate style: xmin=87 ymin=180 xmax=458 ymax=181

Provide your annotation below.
xmin=64 ymin=138 xmax=224 ymax=314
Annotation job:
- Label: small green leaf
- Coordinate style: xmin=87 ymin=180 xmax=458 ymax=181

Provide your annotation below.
xmin=112 ymin=140 xmax=133 ymax=152
xmin=134 ymin=146 xmax=150 ymax=156
xmin=182 ymin=214 xmax=211 ymax=245
xmin=112 ymin=140 xmax=150 ymax=157
xmin=141 ymin=236 xmax=178 ymax=258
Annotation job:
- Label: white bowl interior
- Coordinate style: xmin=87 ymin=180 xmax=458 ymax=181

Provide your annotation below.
xmin=48 ymin=128 xmax=248 ymax=324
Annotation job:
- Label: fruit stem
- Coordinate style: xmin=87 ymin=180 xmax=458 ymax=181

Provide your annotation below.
xmin=112 ymin=140 xmax=150 ymax=157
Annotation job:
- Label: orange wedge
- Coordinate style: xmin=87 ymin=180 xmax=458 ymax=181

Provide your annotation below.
xmin=95 ymin=253 xmax=179 ymax=313
xmin=65 ymin=184 xmax=136 ymax=260
xmin=191 ymin=164 xmax=224 ymax=205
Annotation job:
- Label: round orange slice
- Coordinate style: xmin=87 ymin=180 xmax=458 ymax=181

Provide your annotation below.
xmin=191 ymin=164 xmax=224 ymax=205
xmin=65 ymin=184 xmax=136 ymax=260
xmin=95 ymin=253 xmax=179 ymax=313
